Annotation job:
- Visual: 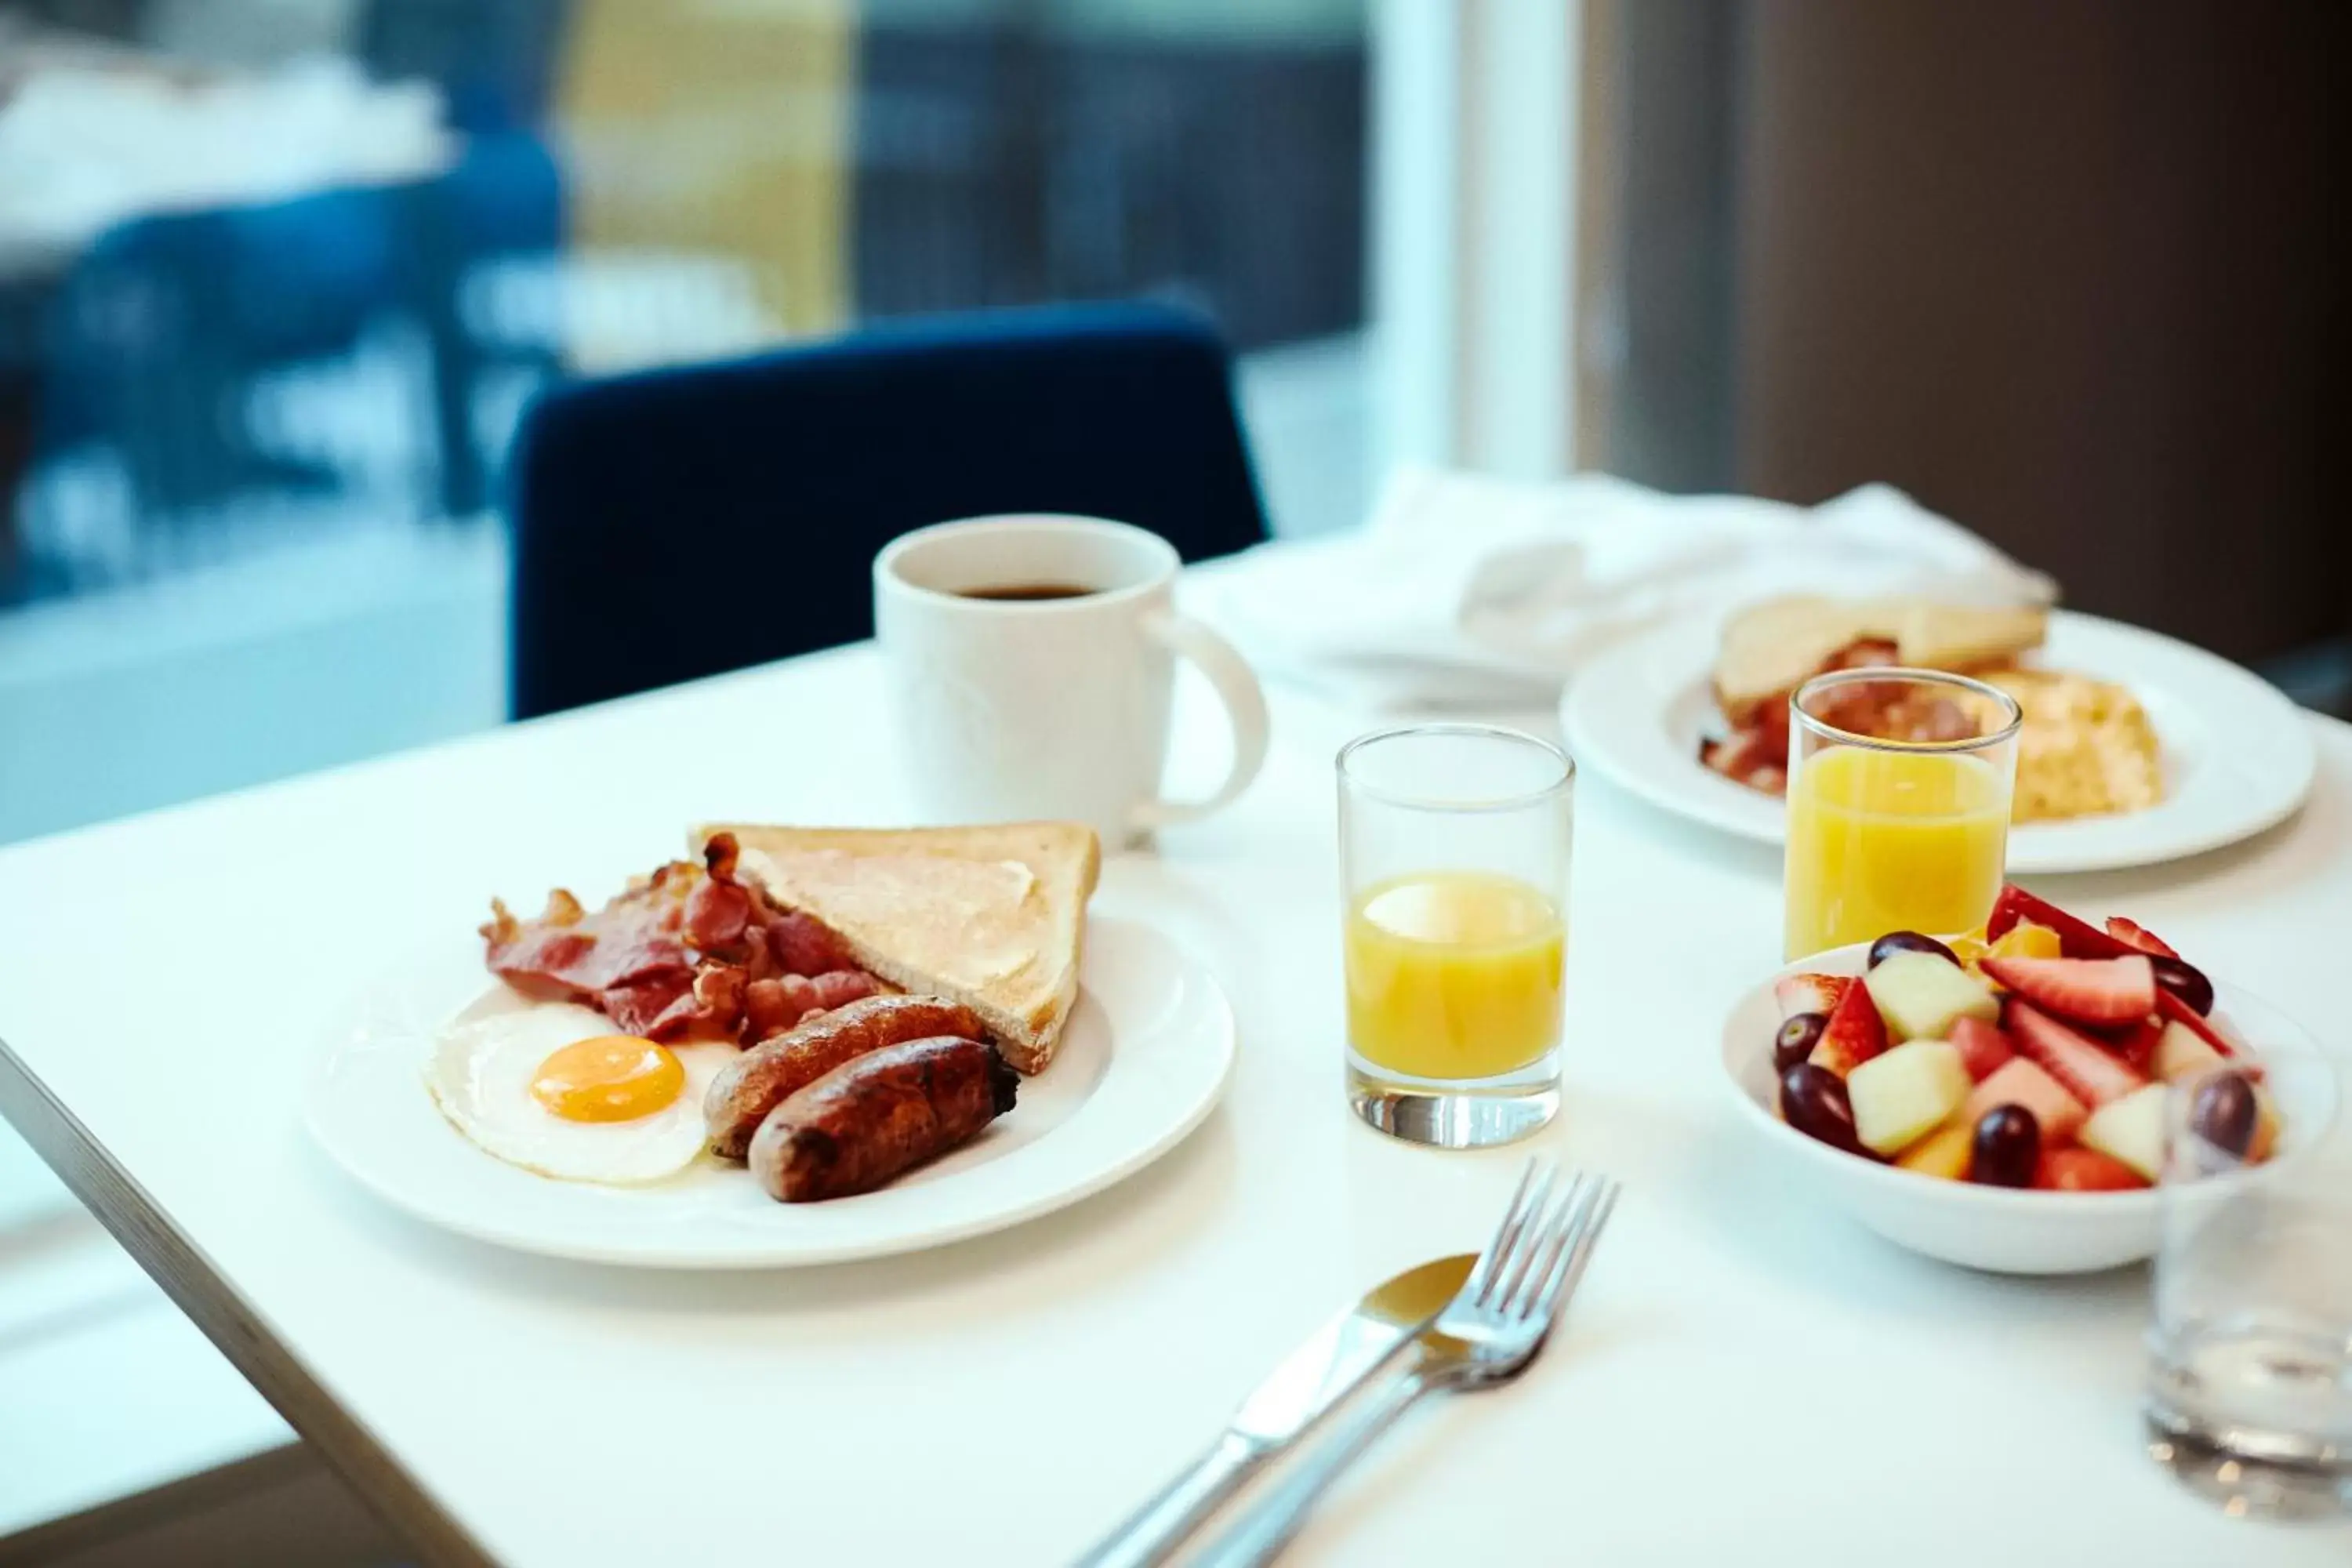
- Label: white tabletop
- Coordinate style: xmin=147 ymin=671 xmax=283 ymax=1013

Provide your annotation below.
xmin=2 ymin=644 xmax=2348 ymax=1566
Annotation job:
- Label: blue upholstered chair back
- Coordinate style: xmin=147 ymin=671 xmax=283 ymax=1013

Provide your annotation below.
xmin=506 ymin=302 xmax=1269 ymax=718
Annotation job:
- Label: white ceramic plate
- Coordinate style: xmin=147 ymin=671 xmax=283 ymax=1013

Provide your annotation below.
xmin=1563 ymin=609 xmax=2315 ymax=873
xmin=1720 ymin=944 xmax=2339 ymax=1274
xmin=304 ymin=916 xmax=1234 ymax=1268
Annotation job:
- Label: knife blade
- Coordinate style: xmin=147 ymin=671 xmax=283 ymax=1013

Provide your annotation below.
xmin=1225 ymin=1251 xmax=1475 ymax=1443
xmin=1071 ymin=1253 xmax=1475 ymax=1568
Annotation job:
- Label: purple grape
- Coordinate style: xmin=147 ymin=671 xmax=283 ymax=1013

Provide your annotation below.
xmin=2149 ymin=955 xmax=2215 ymax=1017
xmin=2190 ymin=1072 xmax=2258 ymax=1157
xmin=1780 ymin=1063 xmax=1866 ymax=1156
xmin=1969 ymin=1105 xmax=2040 ymax=1187
xmin=1869 ymin=930 xmax=1958 ymax=969
xmin=1775 ymin=1012 xmax=1828 ymax=1073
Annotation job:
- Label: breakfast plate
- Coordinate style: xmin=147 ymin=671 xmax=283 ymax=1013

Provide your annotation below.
xmin=304 ymin=914 xmax=1234 ymax=1267
xmin=1563 ymin=608 xmax=2315 ymax=873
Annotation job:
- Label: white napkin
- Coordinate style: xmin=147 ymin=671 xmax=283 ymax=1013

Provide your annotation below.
xmin=1182 ymin=467 xmax=2056 ymax=710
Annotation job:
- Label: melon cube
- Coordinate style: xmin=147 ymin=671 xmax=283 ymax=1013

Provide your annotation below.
xmin=2079 ymin=1082 xmax=2170 ymax=1183
xmin=1894 ymin=1118 xmax=1973 ymax=1181
xmin=1990 ymin=920 xmax=2064 ymax=961
xmin=1848 ymin=1040 xmax=1973 ymax=1156
xmin=1864 ymin=952 xmax=2000 ymax=1041
xmin=2153 ymin=1020 xmax=2225 ymax=1084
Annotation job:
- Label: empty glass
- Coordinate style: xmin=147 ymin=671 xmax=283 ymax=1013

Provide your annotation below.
xmin=2147 ymin=1054 xmax=2351 ymax=1520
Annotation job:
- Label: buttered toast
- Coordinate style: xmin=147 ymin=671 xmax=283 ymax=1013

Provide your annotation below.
xmin=1714 ymin=596 xmax=2049 ymax=727
xmin=692 ymin=822 xmax=1101 ymax=1074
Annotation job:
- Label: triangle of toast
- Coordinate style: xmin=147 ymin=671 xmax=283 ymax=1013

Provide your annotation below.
xmin=692 ymin=822 xmax=1100 ymax=1074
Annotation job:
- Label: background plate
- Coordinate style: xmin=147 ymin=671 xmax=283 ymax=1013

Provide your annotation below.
xmin=1562 ymin=608 xmax=2316 ymax=873
xmin=304 ymin=915 xmax=1233 ymax=1268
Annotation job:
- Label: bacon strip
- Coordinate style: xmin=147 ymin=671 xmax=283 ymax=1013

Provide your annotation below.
xmin=1700 ymin=637 xmax=1911 ymax=797
xmin=481 ymin=833 xmax=882 ymax=1044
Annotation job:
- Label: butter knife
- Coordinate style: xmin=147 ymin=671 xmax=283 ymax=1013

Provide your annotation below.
xmin=1070 ymin=1253 xmax=1475 ymax=1568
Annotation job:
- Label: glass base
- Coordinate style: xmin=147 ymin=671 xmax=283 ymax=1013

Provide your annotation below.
xmin=2145 ymin=1327 xmax=2352 ymax=1522
xmin=2144 ymin=1408 xmax=2351 ymax=1522
xmin=1346 ymin=1047 xmax=1559 ymax=1149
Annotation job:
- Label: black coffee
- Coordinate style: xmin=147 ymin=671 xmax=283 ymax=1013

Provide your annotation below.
xmin=956 ymin=583 xmax=1098 ymax=602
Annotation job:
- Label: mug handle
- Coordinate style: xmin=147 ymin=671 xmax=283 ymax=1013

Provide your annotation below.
xmin=1132 ymin=612 xmax=1270 ymax=831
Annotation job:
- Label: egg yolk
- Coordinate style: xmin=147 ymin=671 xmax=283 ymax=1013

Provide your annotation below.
xmin=530 ymin=1036 xmax=685 ymax=1123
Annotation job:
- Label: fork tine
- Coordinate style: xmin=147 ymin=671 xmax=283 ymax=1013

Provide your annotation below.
xmin=1461 ymin=1159 xmax=1543 ymax=1303
xmin=1478 ymin=1162 xmax=1557 ymax=1306
xmin=1494 ymin=1171 xmax=1586 ymax=1316
xmin=1530 ymin=1178 xmax=1620 ymax=1325
xmin=1502 ymin=1172 xmax=1595 ymax=1319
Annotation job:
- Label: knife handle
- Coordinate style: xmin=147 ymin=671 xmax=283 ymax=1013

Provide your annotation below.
xmin=1188 ymin=1371 xmax=1434 ymax=1568
xmin=1070 ymin=1430 xmax=1268 ymax=1568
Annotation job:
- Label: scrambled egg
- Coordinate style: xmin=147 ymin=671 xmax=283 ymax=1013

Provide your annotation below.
xmin=1978 ymin=667 xmax=2164 ymax=823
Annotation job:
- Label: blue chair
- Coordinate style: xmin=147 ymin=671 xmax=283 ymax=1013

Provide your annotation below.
xmin=505 ymin=301 xmax=1270 ymax=718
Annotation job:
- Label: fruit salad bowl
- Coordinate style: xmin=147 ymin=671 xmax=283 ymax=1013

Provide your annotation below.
xmin=1721 ymin=944 xmax=2339 ymax=1275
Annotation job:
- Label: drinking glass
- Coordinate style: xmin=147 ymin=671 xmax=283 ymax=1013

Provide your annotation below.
xmin=1782 ymin=667 xmax=2023 ymax=960
xmin=1337 ymin=724 xmax=1573 ymax=1149
xmin=2147 ymin=1054 xmax=2351 ymax=1520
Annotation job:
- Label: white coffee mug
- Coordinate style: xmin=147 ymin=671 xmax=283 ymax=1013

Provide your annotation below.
xmin=874 ymin=515 xmax=1269 ymax=848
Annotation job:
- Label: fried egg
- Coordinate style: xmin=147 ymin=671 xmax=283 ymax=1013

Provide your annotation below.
xmin=424 ymin=1002 xmax=735 ymax=1185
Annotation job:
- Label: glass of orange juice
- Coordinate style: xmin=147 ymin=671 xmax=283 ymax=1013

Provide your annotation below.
xmin=1783 ymin=667 xmax=2024 ymax=960
xmin=1338 ymin=724 xmax=1573 ymax=1148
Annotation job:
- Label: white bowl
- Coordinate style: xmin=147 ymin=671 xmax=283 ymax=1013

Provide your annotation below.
xmin=1721 ymin=943 xmax=2340 ymax=1275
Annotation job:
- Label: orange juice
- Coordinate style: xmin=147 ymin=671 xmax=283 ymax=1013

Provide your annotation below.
xmin=1784 ymin=745 xmax=2009 ymax=959
xmin=1345 ymin=871 xmax=1565 ymax=1080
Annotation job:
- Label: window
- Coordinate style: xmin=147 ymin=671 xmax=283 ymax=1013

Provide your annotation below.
xmin=0 ymin=0 xmax=1370 ymax=843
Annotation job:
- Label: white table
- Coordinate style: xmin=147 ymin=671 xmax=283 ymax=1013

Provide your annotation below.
xmin=2 ymin=644 xmax=2347 ymax=1566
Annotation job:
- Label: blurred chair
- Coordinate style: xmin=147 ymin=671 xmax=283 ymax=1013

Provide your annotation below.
xmin=506 ymin=300 xmax=1269 ymax=719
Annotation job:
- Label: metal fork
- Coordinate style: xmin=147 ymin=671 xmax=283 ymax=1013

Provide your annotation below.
xmin=1193 ymin=1162 xmax=1621 ymax=1567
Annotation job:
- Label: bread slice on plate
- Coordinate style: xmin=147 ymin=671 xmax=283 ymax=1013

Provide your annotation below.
xmin=1714 ymin=594 xmax=2049 ymax=726
xmin=692 ymin=822 xmax=1101 ymax=1075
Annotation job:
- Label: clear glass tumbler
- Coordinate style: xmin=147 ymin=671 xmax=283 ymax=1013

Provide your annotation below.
xmin=1337 ymin=724 xmax=1573 ymax=1149
xmin=1782 ymin=666 xmax=2023 ymax=960
xmin=2147 ymin=1053 xmax=2351 ymax=1520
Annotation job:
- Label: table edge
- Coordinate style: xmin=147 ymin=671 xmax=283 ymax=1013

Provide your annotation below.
xmin=0 ymin=1030 xmax=494 ymax=1568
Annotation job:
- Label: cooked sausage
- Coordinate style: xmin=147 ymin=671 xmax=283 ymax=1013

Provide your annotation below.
xmin=750 ymin=1035 xmax=1018 ymax=1203
xmin=703 ymin=994 xmax=984 ymax=1160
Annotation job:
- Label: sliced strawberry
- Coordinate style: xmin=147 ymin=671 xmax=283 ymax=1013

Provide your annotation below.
xmin=2107 ymin=1018 xmax=2164 ymax=1075
xmin=2155 ymin=988 xmax=2240 ymax=1059
xmin=1985 ymin=884 xmax=2133 ymax=959
xmin=2104 ymin=916 xmax=2180 ymax=960
xmin=1948 ymin=1016 xmax=2015 ymax=1082
xmin=1774 ymin=972 xmax=1853 ymax=1023
xmin=1808 ymin=976 xmax=1889 ymax=1078
xmin=1965 ymin=1057 xmax=2088 ymax=1143
xmin=2035 ymin=1147 xmax=2148 ymax=1192
xmin=2005 ymin=1000 xmax=2151 ymax=1109
xmin=1981 ymin=954 xmax=2157 ymax=1027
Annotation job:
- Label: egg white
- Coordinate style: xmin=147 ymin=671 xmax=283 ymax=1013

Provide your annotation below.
xmin=424 ymin=1002 xmax=734 ymax=1185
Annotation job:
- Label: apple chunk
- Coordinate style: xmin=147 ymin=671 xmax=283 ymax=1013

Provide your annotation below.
xmin=1847 ymin=1040 xmax=1973 ymax=1156
xmin=2078 ymin=1083 xmax=2170 ymax=1182
xmin=1864 ymin=952 xmax=2001 ymax=1041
